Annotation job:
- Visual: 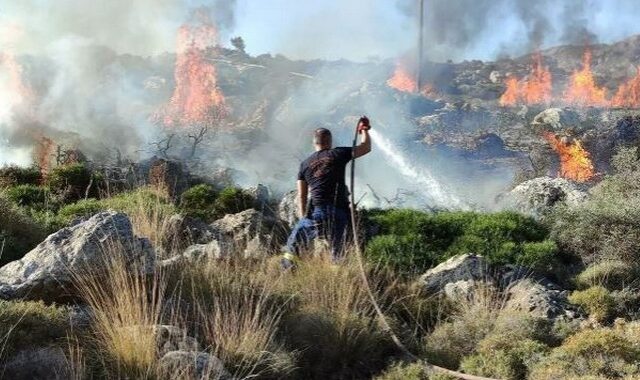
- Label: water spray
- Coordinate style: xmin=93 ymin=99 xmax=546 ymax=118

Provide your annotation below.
xmin=349 ymin=117 xmax=496 ymax=380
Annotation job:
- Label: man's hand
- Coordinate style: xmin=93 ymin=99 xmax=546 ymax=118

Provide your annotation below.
xmin=357 ymin=116 xmax=371 ymax=133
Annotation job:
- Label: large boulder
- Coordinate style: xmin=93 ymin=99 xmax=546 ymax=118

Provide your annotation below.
xmin=0 ymin=211 xmax=154 ymax=302
xmin=2 ymin=347 xmax=69 ymax=380
xmin=159 ymin=214 xmax=217 ymax=256
xmin=158 ymin=240 xmax=228 ymax=268
xmin=505 ymin=176 xmax=588 ymax=216
xmin=247 ymin=184 xmax=271 ymax=211
xmin=419 ymin=254 xmax=495 ymax=299
xmin=278 ymin=190 xmax=298 ymax=228
xmin=211 ymin=209 xmax=285 ymax=258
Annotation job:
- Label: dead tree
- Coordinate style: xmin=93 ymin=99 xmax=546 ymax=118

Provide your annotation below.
xmin=150 ymin=133 xmax=176 ymax=158
xmin=187 ymin=125 xmax=210 ymax=159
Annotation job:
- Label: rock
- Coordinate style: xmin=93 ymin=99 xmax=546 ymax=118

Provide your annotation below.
xmin=419 ymin=254 xmax=495 ymax=299
xmin=2 ymin=347 xmax=69 ymax=380
xmin=159 ymin=240 xmax=228 ymax=267
xmin=160 ymin=214 xmax=217 ymax=255
xmin=504 ymin=277 xmax=582 ymax=321
xmin=505 ymin=176 xmax=588 ymax=216
xmin=211 ymin=209 xmax=284 ymax=258
xmin=0 ymin=211 xmax=155 ymax=302
xmin=154 ymin=325 xmax=199 ymax=356
xmin=531 ymin=108 xmax=579 ymax=131
xmin=278 ymin=190 xmax=298 ymax=228
xmin=247 ymin=184 xmax=271 ymax=210
xmin=489 ymin=70 xmax=501 ymax=84
xmin=158 ymin=350 xmax=230 ymax=380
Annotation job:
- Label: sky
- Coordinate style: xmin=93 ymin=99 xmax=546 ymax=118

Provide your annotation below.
xmin=2 ymin=0 xmax=640 ymax=62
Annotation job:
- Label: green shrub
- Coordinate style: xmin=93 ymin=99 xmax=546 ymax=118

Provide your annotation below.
xmin=366 ymin=234 xmax=438 ymax=273
xmin=3 ymin=184 xmax=50 ymax=210
xmin=0 ymin=165 xmax=41 ymax=188
xmin=0 ymin=195 xmax=47 ymax=265
xmin=529 ymin=328 xmax=640 ymax=379
xmin=212 ymin=187 xmax=255 ymax=219
xmin=46 ymin=163 xmax=94 ymax=201
xmin=568 ymin=286 xmax=615 ymax=323
xmin=575 ymin=260 xmax=634 ymax=290
xmin=57 ymin=198 xmax=104 ymax=223
xmin=0 ymin=300 xmax=70 ymax=357
xmin=365 ymin=209 xmax=556 ymax=274
xmin=179 ymin=184 xmax=217 ymax=221
xmin=374 ymin=362 xmax=457 ymax=380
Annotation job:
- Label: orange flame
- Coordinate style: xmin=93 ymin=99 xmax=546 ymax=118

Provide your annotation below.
xmin=33 ymin=134 xmax=56 ymax=179
xmin=499 ymin=53 xmax=552 ymax=106
xmin=0 ymin=52 xmax=34 ymax=115
xmin=387 ymin=62 xmax=436 ymax=97
xmin=543 ymin=132 xmax=594 ymax=182
xmin=159 ymin=14 xmax=226 ymax=127
xmin=611 ymin=67 xmax=640 ymax=108
xmin=563 ymin=49 xmax=608 ymax=107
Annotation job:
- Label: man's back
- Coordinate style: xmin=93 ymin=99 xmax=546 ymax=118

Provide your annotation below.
xmin=298 ymin=147 xmax=353 ymax=210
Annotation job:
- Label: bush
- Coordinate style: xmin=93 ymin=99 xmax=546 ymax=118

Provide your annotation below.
xmin=179 ymin=184 xmax=217 ymax=222
xmin=568 ymin=286 xmax=615 ymax=323
xmin=0 ymin=165 xmax=41 ymax=188
xmin=575 ymin=260 xmax=634 ymax=290
xmin=0 ymin=300 xmax=70 ymax=357
xmin=46 ymin=163 xmax=94 ymax=201
xmin=549 ymin=147 xmax=640 ymax=266
xmin=0 ymin=195 xmax=47 ymax=265
xmin=365 ymin=209 xmax=557 ymax=274
xmin=3 ymin=184 xmax=50 ymax=210
xmin=212 ymin=187 xmax=255 ymax=219
xmin=529 ymin=328 xmax=640 ymax=379
xmin=375 ymin=362 xmax=456 ymax=380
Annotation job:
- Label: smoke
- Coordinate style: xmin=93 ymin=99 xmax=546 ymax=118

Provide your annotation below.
xmin=394 ymin=0 xmax=640 ymax=61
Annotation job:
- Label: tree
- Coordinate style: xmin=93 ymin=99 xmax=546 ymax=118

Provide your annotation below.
xmin=230 ymin=36 xmax=246 ymax=53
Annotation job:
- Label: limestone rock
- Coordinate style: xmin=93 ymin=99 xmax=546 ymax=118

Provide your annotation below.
xmin=0 ymin=211 xmax=154 ymax=302
xmin=160 ymin=214 xmax=217 ymax=255
xmin=506 ymin=176 xmax=588 ymax=216
xmin=158 ymin=351 xmax=230 ymax=380
xmin=419 ymin=254 xmax=494 ymax=298
xmin=278 ymin=190 xmax=298 ymax=228
xmin=211 ymin=209 xmax=284 ymax=258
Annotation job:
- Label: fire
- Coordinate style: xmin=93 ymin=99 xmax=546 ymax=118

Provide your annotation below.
xmin=34 ymin=134 xmax=56 ymax=179
xmin=611 ymin=67 xmax=640 ymax=108
xmin=543 ymin=132 xmax=594 ymax=182
xmin=159 ymin=13 xmax=226 ymax=127
xmin=387 ymin=63 xmax=418 ymax=93
xmin=0 ymin=52 xmax=34 ymax=119
xmin=387 ymin=62 xmax=436 ymax=97
xmin=563 ymin=49 xmax=608 ymax=107
xmin=499 ymin=53 xmax=552 ymax=106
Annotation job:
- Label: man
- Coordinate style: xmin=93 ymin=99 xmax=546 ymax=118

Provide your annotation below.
xmin=282 ymin=117 xmax=372 ymax=269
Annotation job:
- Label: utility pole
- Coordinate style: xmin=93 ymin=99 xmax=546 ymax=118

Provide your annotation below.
xmin=417 ymin=0 xmax=424 ymax=92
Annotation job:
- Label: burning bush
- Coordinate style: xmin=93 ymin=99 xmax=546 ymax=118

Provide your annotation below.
xmin=549 ymin=147 xmax=640 ymax=266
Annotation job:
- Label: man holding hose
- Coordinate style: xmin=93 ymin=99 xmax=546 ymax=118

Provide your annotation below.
xmin=281 ymin=116 xmax=372 ymax=269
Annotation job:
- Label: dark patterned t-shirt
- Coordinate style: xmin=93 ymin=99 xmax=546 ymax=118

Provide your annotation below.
xmin=297 ymin=147 xmax=353 ymax=210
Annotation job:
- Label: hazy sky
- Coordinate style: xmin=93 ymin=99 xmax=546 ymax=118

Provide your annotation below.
xmin=2 ymin=0 xmax=640 ymax=62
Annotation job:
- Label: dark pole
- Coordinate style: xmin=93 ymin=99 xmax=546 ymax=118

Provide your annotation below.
xmin=417 ymin=0 xmax=424 ymax=92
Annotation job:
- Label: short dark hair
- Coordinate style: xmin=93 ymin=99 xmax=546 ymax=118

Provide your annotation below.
xmin=314 ymin=128 xmax=332 ymax=146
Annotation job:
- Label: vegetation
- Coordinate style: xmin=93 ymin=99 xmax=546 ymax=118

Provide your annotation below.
xmin=179 ymin=183 xmax=218 ymax=221
xmin=568 ymin=286 xmax=615 ymax=323
xmin=365 ymin=209 xmax=558 ymax=274
xmin=0 ymin=194 xmax=47 ymax=265
xmin=46 ymin=163 xmax=97 ymax=202
xmin=0 ymin=165 xmax=41 ymax=188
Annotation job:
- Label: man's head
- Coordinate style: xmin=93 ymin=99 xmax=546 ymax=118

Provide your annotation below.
xmin=313 ymin=128 xmax=332 ymax=150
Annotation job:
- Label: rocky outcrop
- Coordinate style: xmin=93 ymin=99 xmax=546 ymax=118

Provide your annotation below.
xmin=247 ymin=184 xmax=271 ymax=211
xmin=160 ymin=214 xmax=217 ymax=255
xmin=531 ymin=108 xmax=579 ymax=132
xmin=0 ymin=211 xmax=154 ymax=302
xmin=419 ymin=254 xmax=582 ymax=321
xmin=505 ymin=176 xmax=588 ymax=216
xmin=158 ymin=351 xmax=230 ymax=380
xmin=504 ymin=277 xmax=582 ymax=321
xmin=159 ymin=240 xmax=228 ymax=268
xmin=211 ymin=209 xmax=285 ymax=258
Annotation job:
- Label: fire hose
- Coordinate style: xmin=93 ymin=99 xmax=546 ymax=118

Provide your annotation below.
xmin=349 ymin=116 xmax=498 ymax=380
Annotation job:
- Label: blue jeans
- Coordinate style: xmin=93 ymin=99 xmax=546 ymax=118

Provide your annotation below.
xmin=286 ymin=205 xmax=350 ymax=261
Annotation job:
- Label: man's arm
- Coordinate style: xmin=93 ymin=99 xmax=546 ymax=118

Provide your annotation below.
xmin=353 ymin=128 xmax=371 ymax=158
xmin=296 ymin=180 xmax=308 ymax=218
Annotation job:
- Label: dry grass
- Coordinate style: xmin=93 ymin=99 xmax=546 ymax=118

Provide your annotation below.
xmin=72 ymin=245 xmax=165 ymax=379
